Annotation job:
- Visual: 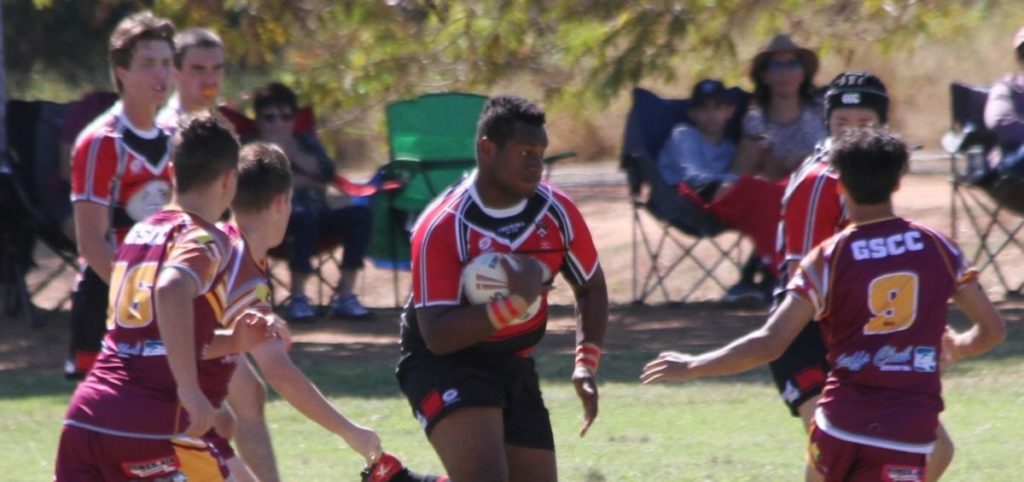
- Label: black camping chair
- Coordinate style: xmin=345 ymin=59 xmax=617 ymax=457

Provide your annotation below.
xmin=942 ymin=82 xmax=1024 ymax=297
xmin=620 ymin=87 xmax=751 ymax=304
xmin=1 ymin=99 xmax=79 ymax=325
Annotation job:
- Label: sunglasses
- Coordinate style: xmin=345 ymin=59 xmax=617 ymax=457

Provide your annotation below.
xmin=260 ymin=112 xmax=294 ymax=122
xmin=766 ymin=58 xmax=804 ymax=72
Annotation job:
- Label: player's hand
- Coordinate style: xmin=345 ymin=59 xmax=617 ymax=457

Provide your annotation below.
xmin=502 ymin=254 xmax=544 ymax=304
xmin=940 ymin=326 xmax=961 ymax=370
xmin=572 ymin=365 xmax=599 ymax=437
xmin=178 ymin=388 xmax=217 ymax=439
xmin=231 ymin=309 xmax=279 ymax=353
xmin=212 ymin=405 xmax=236 ymax=440
xmin=640 ymin=351 xmax=699 ymax=384
xmin=342 ymin=423 xmax=383 ymax=466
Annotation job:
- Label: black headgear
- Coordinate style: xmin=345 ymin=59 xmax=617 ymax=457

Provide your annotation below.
xmin=824 ymin=71 xmax=889 ymax=127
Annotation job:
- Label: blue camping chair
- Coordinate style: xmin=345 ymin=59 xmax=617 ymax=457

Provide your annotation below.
xmin=620 ymin=87 xmax=750 ymax=304
xmin=942 ymin=82 xmax=1024 ymax=297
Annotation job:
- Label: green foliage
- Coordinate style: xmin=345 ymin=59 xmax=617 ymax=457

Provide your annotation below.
xmin=2 ymin=1 xmax=1000 ymax=112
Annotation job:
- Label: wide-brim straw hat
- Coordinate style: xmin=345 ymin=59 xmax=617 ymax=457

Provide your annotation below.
xmin=750 ymin=34 xmax=819 ymax=82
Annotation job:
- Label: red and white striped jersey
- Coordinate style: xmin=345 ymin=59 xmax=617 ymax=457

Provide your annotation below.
xmin=775 ymin=141 xmax=847 ymax=279
xmin=402 ymin=174 xmax=600 ymax=356
xmin=71 ymin=102 xmax=174 ymax=245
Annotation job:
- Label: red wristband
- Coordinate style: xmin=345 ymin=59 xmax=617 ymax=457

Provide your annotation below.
xmin=574 ymin=342 xmax=602 ymax=374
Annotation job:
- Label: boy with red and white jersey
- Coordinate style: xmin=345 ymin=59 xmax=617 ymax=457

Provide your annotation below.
xmin=399 ymin=95 xmax=609 ymax=481
xmin=67 ymin=12 xmax=178 ymax=379
xmin=642 ymin=128 xmax=1006 ymax=482
xmin=55 ymin=114 xmax=281 ymax=482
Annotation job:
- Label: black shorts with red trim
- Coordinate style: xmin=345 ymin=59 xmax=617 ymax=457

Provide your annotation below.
xmin=396 ymin=351 xmax=554 ymax=451
xmin=768 ymin=322 xmax=830 ymax=416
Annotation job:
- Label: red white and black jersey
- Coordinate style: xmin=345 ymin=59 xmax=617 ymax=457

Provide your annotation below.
xmin=775 ymin=140 xmax=847 ymax=281
xmin=401 ymin=175 xmax=601 ymax=357
xmin=64 ymin=208 xmax=233 ymax=439
xmin=71 ymin=102 xmax=174 ymax=246
xmin=788 ymin=217 xmax=977 ymax=452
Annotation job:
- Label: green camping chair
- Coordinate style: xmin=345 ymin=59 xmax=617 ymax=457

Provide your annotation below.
xmin=368 ymin=92 xmax=487 ymax=305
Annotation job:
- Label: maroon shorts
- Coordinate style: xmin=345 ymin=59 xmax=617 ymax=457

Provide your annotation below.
xmin=808 ymin=421 xmax=927 ymax=482
xmin=55 ymin=424 xmax=227 ymax=481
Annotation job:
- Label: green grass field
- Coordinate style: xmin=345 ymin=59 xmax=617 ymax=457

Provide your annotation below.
xmin=3 ymin=325 xmax=1023 ymax=482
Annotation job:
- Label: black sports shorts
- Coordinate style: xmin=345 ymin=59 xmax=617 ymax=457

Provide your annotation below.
xmin=397 ymin=351 xmax=554 ymax=451
xmin=768 ymin=321 xmax=830 ymax=416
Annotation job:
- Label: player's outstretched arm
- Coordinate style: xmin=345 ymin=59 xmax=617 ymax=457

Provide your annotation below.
xmin=418 ymin=255 xmax=543 ymax=355
xmin=640 ymin=293 xmax=814 ymax=384
xmin=249 ymin=337 xmax=382 ymax=465
xmin=946 ymin=281 xmax=1007 ymax=364
xmin=155 ymin=266 xmax=215 ymax=438
xmin=568 ymin=267 xmax=608 ymax=437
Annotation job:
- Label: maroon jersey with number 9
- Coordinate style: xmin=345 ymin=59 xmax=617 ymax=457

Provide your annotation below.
xmin=788 ymin=217 xmax=976 ymax=451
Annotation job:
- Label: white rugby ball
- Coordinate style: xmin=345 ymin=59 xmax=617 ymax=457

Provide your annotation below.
xmin=461 ymin=252 xmax=547 ymax=325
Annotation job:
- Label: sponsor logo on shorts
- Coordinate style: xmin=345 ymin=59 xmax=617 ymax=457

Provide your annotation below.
xmin=913 ymin=346 xmax=937 ymax=373
xmin=882 ymin=464 xmax=923 ymax=482
xmin=121 ymin=455 xmax=180 ymax=478
xmin=835 ymin=350 xmax=870 ymax=371
xmin=442 ymin=388 xmax=460 ymax=405
xmin=874 ymin=345 xmax=913 ymax=372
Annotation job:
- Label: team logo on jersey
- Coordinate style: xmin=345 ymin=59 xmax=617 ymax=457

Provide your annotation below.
xmin=479 ymin=237 xmax=493 ymax=250
xmin=835 ymin=350 xmax=870 ymax=372
xmin=913 ymin=346 xmax=937 ymax=373
xmin=535 ymin=221 xmax=549 ymax=237
xmin=129 ymin=159 xmax=144 ymax=174
xmin=874 ymin=345 xmax=913 ymax=372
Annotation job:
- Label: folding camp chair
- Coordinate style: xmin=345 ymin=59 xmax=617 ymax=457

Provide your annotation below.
xmin=368 ymin=93 xmax=487 ymax=306
xmin=1 ymin=99 xmax=80 ymax=325
xmin=620 ymin=87 xmax=751 ymax=304
xmin=943 ymin=82 xmax=1024 ymax=297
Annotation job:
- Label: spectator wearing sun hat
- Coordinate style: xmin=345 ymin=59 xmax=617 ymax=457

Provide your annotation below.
xmin=734 ymin=34 xmax=827 ymax=180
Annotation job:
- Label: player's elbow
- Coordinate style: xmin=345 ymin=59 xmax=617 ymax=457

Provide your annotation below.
xmin=754 ymin=330 xmax=789 ymax=363
xmin=981 ymin=316 xmax=1008 ymax=350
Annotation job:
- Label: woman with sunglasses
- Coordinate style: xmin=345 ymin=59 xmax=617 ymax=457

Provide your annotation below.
xmin=735 ymin=34 xmax=826 ymax=180
xmin=251 ymin=82 xmax=375 ymax=322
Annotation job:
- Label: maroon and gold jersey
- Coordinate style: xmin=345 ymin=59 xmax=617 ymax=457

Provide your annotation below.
xmin=71 ymin=103 xmax=174 ymax=245
xmin=198 ymin=222 xmax=273 ymax=404
xmin=64 ymin=208 xmax=232 ymax=438
xmin=788 ymin=217 xmax=977 ymax=452
xmin=775 ymin=142 xmax=847 ymax=279
xmin=401 ymin=175 xmax=601 ymax=357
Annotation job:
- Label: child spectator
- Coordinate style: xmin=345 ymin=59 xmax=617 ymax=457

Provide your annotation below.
xmin=658 ymin=79 xmax=740 ymax=200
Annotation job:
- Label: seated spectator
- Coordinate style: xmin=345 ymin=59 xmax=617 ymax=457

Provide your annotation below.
xmin=734 ymin=34 xmax=826 ymax=180
xmin=983 ymin=25 xmax=1024 ymax=182
xmin=251 ymin=82 xmax=373 ymax=321
xmin=658 ymin=79 xmax=740 ymax=202
xmin=657 ymin=79 xmax=779 ymax=304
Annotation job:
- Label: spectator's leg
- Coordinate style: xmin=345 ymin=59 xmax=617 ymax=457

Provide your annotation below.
xmin=284 ymin=205 xmax=320 ymax=320
xmin=322 ymin=205 xmax=373 ymax=319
